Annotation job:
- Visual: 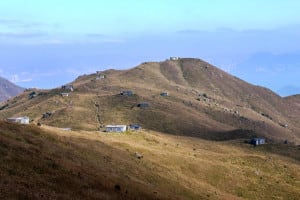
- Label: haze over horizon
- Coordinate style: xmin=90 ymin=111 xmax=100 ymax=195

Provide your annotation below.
xmin=0 ymin=0 xmax=299 ymax=96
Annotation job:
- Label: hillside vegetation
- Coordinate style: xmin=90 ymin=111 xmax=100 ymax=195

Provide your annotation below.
xmin=0 ymin=121 xmax=299 ymax=200
xmin=1 ymin=58 xmax=299 ymax=144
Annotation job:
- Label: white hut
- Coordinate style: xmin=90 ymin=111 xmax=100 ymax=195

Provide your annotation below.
xmin=7 ymin=116 xmax=30 ymax=124
xmin=105 ymin=125 xmax=127 ymax=132
xmin=61 ymin=93 xmax=69 ymax=97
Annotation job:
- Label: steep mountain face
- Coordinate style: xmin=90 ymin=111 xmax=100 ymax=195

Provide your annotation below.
xmin=0 ymin=76 xmax=24 ymax=102
xmin=0 ymin=58 xmax=299 ymax=144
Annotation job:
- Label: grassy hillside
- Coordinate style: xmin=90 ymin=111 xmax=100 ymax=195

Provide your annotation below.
xmin=0 ymin=58 xmax=299 ymax=144
xmin=0 ymin=121 xmax=299 ymax=200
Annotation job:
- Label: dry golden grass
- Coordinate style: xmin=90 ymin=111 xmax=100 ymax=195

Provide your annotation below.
xmin=34 ymin=125 xmax=300 ymax=199
xmin=1 ymin=120 xmax=300 ymax=199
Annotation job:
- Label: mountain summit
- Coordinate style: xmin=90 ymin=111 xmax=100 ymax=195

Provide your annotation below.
xmin=0 ymin=58 xmax=299 ymax=144
xmin=0 ymin=76 xmax=24 ymax=102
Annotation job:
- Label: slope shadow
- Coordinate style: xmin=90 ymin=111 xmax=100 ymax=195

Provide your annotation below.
xmin=194 ymin=129 xmax=258 ymax=141
xmin=252 ymin=143 xmax=300 ymax=162
xmin=163 ymin=128 xmax=300 ymax=162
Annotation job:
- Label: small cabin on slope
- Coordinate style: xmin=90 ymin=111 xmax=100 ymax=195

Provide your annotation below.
xmin=29 ymin=91 xmax=37 ymax=99
xmin=137 ymin=102 xmax=150 ymax=108
xmin=120 ymin=90 xmax=134 ymax=96
xmin=62 ymin=84 xmax=74 ymax=92
xmin=96 ymin=75 xmax=106 ymax=80
xmin=61 ymin=93 xmax=69 ymax=97
xmin=251 ymin=138 xmax=266 ymax=146
xmin=129 ymin=124 xmax=142 ymax=131
xmin=7 ymin=116 xmax=30 ymax=124
xmin=105 ymin=125 xmax=127 ymax=132
xmin=160 ymin=92 xmax=169 ymax=97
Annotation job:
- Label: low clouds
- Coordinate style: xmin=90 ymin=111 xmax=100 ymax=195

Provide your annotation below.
xmin=0 ymin=18 xmax=49 ymax=44
xmin=254 ymin=66 xmax=287 ymax=74
xmin=0 ymin=18 xmax=42 ymax=29
xmin=10 ymin=74 xmax=32 ymax=83
xmin=0 ymin=31 xmax=46 ymax=38
xmin=0 ymin=17 xmax=125 ymax=45
xmin=255 ymin=67 xmax=267 ymax=72
xmin=0 ymin=19 xmax=20 ymax=25
xmin=86 ymin=33 xmax=106 ymax=38
xmin=84 ymin=33 xmax=125 ymax=44
xmin=5 ymin=70 xmax=68 ymax=89
xmin=176 ymin=25 xmax=300 ymax=55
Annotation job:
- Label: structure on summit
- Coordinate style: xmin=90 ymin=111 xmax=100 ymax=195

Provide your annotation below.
xmin=170 ymin=57 xmax=179 ymax=61
xmin=96 ymin=71 xmax=106 ymax=80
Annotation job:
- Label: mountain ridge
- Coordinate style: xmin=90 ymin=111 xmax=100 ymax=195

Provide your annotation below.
xmin=0 ymin=76 xmax=24 ymax=102
xmin=0 ymin=58 xmax=299 ymax=144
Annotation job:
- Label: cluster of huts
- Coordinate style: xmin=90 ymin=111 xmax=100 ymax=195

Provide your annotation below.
xmin=103 ymin=90 xmax=169 ymax=132
xmin=2 ymin=114 xmax=269 ymax=146
xmin=60 ymin=84 xmax=74 ymax=97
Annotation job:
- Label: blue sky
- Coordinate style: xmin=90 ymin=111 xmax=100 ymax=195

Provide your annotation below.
xmin=0 ymin=1 xmax=300 ymax=96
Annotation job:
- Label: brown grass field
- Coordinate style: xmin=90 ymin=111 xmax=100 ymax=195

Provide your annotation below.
xmin=1 ymin=121 xmax=299 ymax=200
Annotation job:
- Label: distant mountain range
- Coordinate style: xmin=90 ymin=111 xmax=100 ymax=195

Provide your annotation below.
xmin=234 ymin=52 xmax=300 ymax=97
xmin=0 ymin=76 xmax=24 ymax=102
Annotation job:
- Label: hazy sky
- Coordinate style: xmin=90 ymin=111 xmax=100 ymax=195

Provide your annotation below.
xmin=0 ymin=1 xmax=299 ymax=96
